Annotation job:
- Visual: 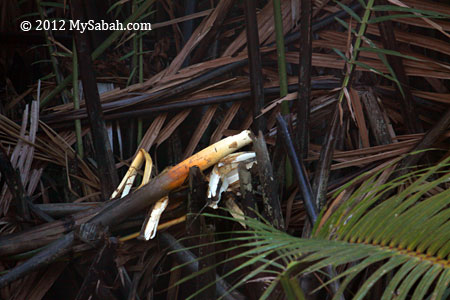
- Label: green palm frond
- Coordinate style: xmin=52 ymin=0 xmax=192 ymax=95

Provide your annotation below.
xmin=332 ymin=0 xmax=450 ymax=99
xmin=334 ymin=0 xmax=375 ymax=105
xmin=174 ymin=155 xmax=450 ymax=300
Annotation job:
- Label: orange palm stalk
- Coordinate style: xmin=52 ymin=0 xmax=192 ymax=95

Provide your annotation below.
xmin=89 ymin=130 xmax=253 ymax=227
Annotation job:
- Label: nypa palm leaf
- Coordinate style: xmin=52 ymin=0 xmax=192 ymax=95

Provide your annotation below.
xmin=175 ymin=156 xmax=449 ymax=300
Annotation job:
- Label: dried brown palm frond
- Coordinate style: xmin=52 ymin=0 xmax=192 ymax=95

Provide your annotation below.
xmin=0 ymin=0 xmax=449 ymax=299
xmin=0 ymin=101 xmax=39 ymax=216
xmin=0 ymin=105 xmax=99 ymax=217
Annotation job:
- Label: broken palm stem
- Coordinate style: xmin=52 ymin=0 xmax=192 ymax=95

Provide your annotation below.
xmin=273 ymin=0 xmax=288 ymax=115
xmin=181 ymin=0 xmax=197 ymax=67
xmin=72 ymin=0 xmax=119 ymax=199
xmin=276 ymin=114 xmax=317 ymax=224
xmin=90 ymin=130 xmax=253 ymax=227
xmin=297 ymin=0 xmax=312 ymax=158
xmin=0 ymin=232 xmax=74 ymax=288
xmin=244 ymin=0 xmax=266 ymax=133
xmin=272 ymin=0 xmax=293 ymax=189
xmin=72 ymin=39 xmax=84 ymax=158
xmin=94 ymin=130 xmax=251 ymax=225
xmin=207 ymin=151 xmax=256 ymax=207
xmin=135 ymin=1 xmax=145 ymax=145
xmin=45 ymin=80 xmax=340 ymax=124
xmin=0 ymin=130 xmax=252 ymax=287
xmin=0 ymin=132 xmax=252 ymax=255
xmin=252 ymin=131 xmax=284 ymax=230
xmin=238 ymin=162 xmax=258 ymax=219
